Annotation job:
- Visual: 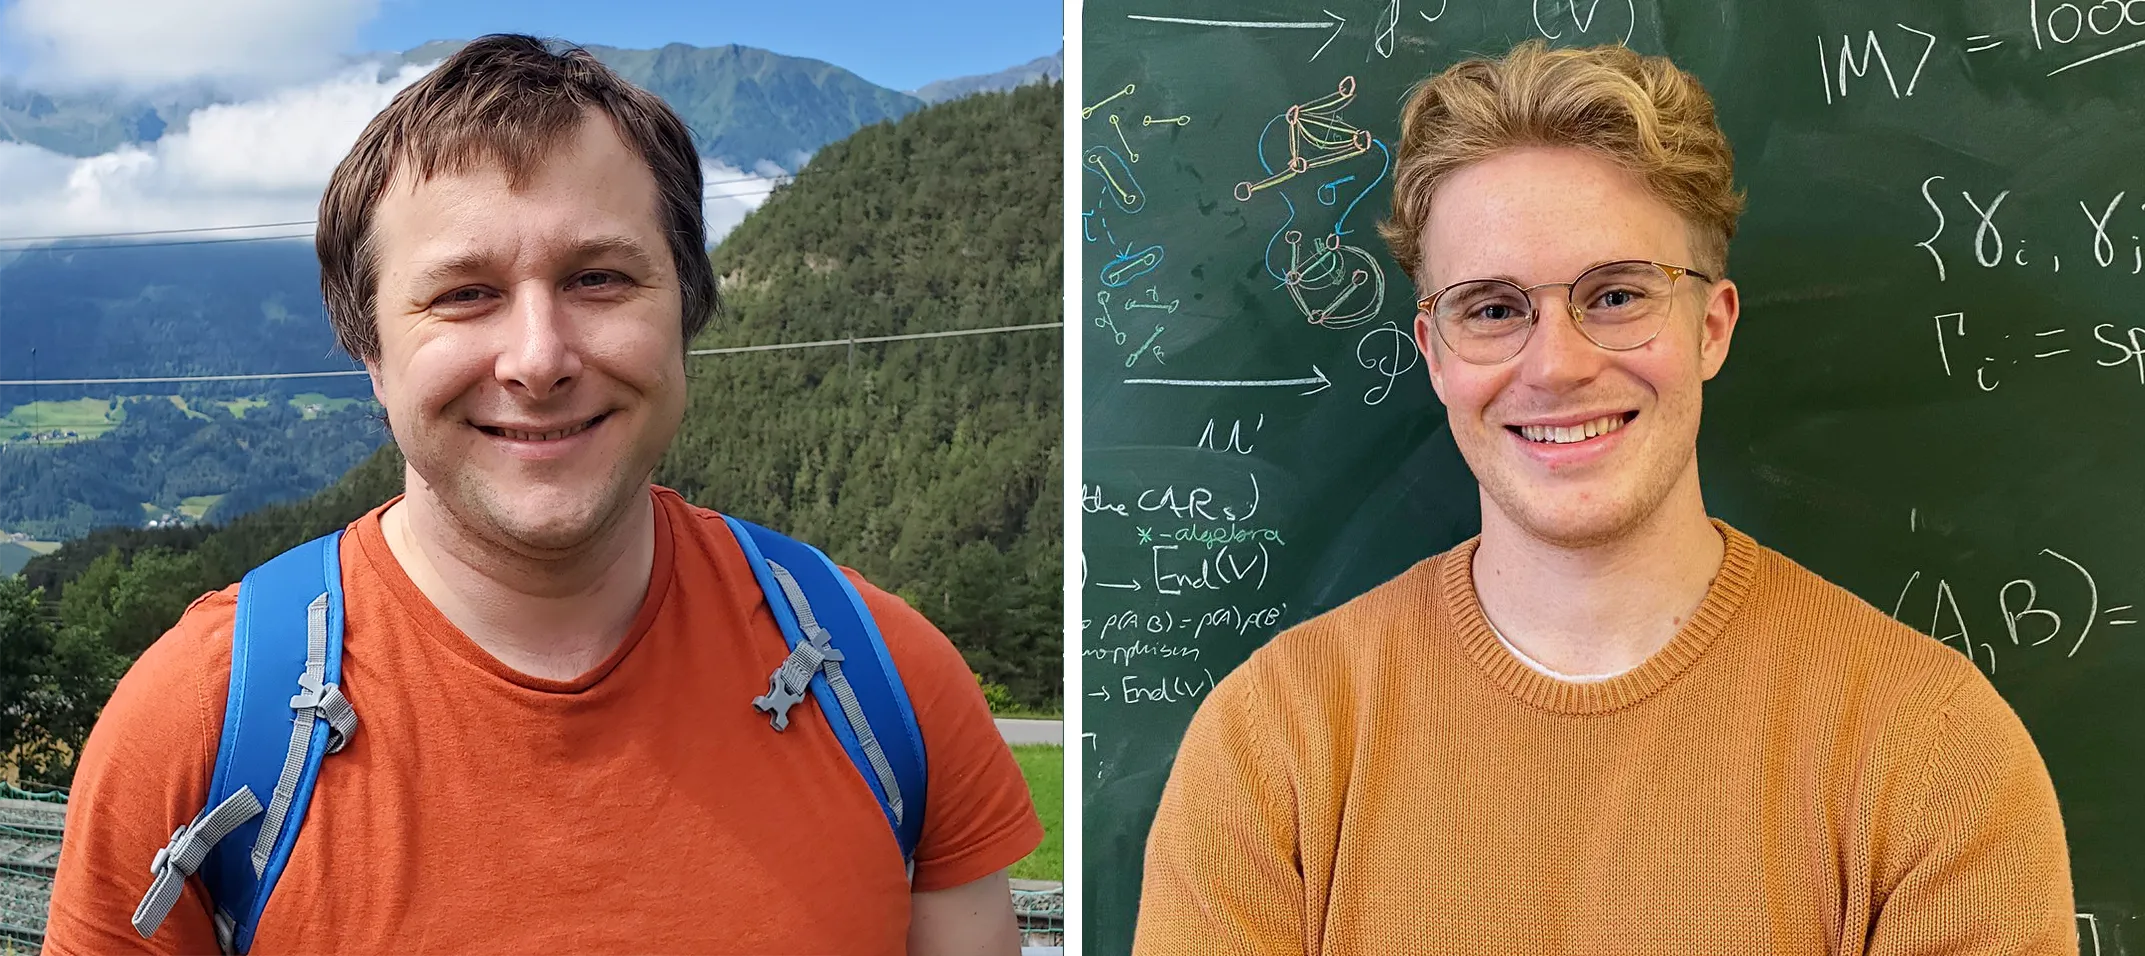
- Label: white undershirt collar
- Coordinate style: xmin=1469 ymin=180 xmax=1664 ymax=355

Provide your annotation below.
xmin=1484 ymin=619 xmax=1636 ymax=684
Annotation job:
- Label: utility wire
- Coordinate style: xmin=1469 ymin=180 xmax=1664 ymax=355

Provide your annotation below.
xmin=0 ymin=183 xmax=786 ymax=253
xmin=0 ymin=321 xmax=1062 ymax=386
xmin=687 ymin=321 xmax=1065 ymax=355
xmin=0 ymin=220 xmax=316 ymax=243
xmin=0 ymin=173 xmax=793 ymax=248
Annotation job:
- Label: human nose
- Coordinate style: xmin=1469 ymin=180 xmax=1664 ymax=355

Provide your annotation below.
xmin=1514 ymin=283 xmax=1602 ymax=388
xmin=494 ymin=281 xmax=583 ymax=401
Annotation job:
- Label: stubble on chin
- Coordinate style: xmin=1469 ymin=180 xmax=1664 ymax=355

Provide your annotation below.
xmin=1466 ymin=429 xmax=1692 ymax=552
xmin=442 ymin=462 xmax=645 ymax=557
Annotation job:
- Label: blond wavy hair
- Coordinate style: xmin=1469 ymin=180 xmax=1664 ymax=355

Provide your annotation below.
xmin=1378 ymin=40 xmax=1744 ymax=285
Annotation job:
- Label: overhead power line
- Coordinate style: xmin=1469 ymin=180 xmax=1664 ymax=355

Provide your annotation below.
xmin=0 ymin=220 xmax=317 ymax=243
xmin=0 ymin=171 xmax=794 ymax=247
xmin=687 ymin=321 xmax=1065 ymax=355
xmin=0 ymin=183 xmax=786 ymax=253
xmin=0 ymin=321 xmax=1062 ymax=386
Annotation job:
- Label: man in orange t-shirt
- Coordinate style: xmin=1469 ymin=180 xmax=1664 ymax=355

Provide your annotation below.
xmin=45 ymin=35 xmax=1039 ymax=955
xmin=1135 ymin=42 xmax=2072 ymax=955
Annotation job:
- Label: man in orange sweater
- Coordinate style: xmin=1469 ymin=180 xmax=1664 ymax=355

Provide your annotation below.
xmin=1135 ymin=41 xmax=2074 ymax=955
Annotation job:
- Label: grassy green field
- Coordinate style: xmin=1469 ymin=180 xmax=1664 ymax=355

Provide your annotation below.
xmin=291 ymin=392 xmax=369 ymax=419
xmin=215 ymin=397 xmax=268 ymax=419
xmin=0 ymin=393 xmax=376 ymax=442
xmin=0 ymin=397 xmax=121 ymax=442
xmin=178 ymin=494 xmax=226 ymax=520
xmin=1010 ymin=744 xmax=1062 ymax=882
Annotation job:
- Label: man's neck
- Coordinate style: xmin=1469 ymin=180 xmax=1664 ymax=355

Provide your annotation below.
xmin=1471 ymin=465 xmax=1725 ymax=679
xmin=380 ymin=473 xmax=658 ymax=682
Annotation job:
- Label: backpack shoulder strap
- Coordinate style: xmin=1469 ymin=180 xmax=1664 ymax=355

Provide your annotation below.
xmin=131 ymin=531 xmax=357 ymax=954
xmin=723 ymin=515 xmax=928 ymax=864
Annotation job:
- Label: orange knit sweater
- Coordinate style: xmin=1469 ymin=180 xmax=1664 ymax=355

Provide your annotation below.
xmin=1135 ymin=522 xmax=2075 ymax=955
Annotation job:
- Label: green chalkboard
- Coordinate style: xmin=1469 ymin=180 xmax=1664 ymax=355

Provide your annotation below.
xmin=1080 ymin=2 xmax=2145 ymax=952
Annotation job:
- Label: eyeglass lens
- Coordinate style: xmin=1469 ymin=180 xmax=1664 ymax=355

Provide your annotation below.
xmin=1432 ymin=260 xmax=1682 ymax=363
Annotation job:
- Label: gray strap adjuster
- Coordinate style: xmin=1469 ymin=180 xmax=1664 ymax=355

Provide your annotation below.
xmin=132 ymin=787 xmax=264 ymax=938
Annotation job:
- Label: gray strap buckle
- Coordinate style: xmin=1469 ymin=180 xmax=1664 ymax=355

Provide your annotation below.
xmin=753 ymin=639 xmax=843 ymax=731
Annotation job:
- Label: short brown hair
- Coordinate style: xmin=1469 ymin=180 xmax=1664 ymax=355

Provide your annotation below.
xmin=318 ymin=34 xmax=718 ymax=362
xmin=1378 ymin=40 xmax=1744 ymax=285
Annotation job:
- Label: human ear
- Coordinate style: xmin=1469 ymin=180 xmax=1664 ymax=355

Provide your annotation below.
xmin=1414 ymin=309 xmax=1449 ymax=403
xmin=1697 ymin=278 xmax=1740 ymax=381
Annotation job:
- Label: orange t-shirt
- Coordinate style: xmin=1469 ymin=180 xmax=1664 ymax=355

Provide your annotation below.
xmin=43 ymin=486 xmax=1042 ymax=955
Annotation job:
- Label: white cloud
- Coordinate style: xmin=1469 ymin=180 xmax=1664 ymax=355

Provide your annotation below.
xmin=0 ymin=0 xmax=378 ymax=89
xmin=0 ymin=61 xmax=781 ymax=249
xmin=701 ymin=159 xmax=788 ymax=246
xmin=0 ymin=61 xmax=431 ymax=239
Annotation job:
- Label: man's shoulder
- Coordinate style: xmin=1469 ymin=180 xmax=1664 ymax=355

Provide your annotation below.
xmin=653 ymin=487 xmax=969 ymax=684
xmin=1741 ymin=534 xmax=1983 ymax=685
xmin=1734 ymin=531 xmax=2009 ymax=751
xmin=1218 ymin=547 xmax=1455 ymax=711
xmin=124 ymin=583 xmax=241 ymax=715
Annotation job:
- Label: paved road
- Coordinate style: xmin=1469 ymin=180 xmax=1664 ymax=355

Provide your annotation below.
xmin=995 ymin=718 xmax=1062 ymax=745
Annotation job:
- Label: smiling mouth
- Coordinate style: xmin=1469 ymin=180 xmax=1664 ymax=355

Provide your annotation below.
xmin=1509 ymin=411 xmax=1637 ymax=445
xmin=476 ymin=413 xmax=609 ymax=442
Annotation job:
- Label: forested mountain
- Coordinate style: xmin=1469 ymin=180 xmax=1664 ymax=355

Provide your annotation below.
xmin=0 ymin=241 xmax=356 ymax=406
xmin=0 ymin=393 xmax=384 ymax=538
xmin=4 ymin=82 xmax=1064 ymax=783
xmin=663 ymin=80 xmax=1062 ymax=707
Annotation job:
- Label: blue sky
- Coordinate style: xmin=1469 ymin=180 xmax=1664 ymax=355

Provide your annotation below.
xmin=357 ymin=0 xmax=1063 ymax=92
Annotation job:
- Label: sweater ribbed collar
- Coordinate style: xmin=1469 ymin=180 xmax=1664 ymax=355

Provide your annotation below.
xmin=1438 ymin=519 xmax=1762 ymax=716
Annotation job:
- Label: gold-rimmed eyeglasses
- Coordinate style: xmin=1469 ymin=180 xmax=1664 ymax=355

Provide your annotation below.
xmin=1416 ymin=259 xmax=1714 ymax=365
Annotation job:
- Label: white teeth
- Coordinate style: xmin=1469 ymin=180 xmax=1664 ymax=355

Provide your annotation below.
xmin=496 ymin=418 xmax=594 ymax=442
xmin=1518 ymin=414 xmax=1627 ymax=444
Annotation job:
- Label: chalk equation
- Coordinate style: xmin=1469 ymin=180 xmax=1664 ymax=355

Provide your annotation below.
xmin=1532 ymin=0 xmax=1637 ymax=45
xmin=1086 ymin=602 xmax=1292 ymax=650
xmin=1082 ymin=472 xmax=1262 ymax=523
xmin=1916 ymin=178 xmax=2144 ymax=282
xmin=1932 ymin=311 xmax=2145 ymax=391
xmin=1892 ymin=541 xmax=2136 ymax=676
xmin=1823 ymin=4 xmax=2145 ymax=99
xmin=1087 ymin=669 xmax=1222 ymax=706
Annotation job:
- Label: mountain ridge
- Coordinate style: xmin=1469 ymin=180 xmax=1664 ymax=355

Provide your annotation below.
xmin=912 ymin=50 xmax=1062 ymax=104
xmin=0 ymin=41 xmax=1053 ymax=167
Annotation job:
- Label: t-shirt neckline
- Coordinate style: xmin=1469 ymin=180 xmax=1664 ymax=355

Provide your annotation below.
xmin=1439 ymin=519 xmax=1761 ymax=715
xmin=349 ymin=487 xmax=680 ymax=694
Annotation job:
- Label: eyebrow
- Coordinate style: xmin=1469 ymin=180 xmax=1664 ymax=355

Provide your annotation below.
xmin=403 ymin=234 xmax=665 ymax=293
xmin=1441 ymin=259 xmax=1636 ymax=288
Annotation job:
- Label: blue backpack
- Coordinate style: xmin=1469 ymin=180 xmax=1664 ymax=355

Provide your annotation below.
xmin=128 ymin=516 xmax=928 ymax=953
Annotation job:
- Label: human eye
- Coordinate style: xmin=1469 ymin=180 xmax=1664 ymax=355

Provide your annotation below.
xmin=430 ymin=286 xmax=495 ymax=314
xmin=569 ymin=270 xmax=632 ymax=292
xmin=1472 ymin=301 xmax=1523 ymax=322
xmin=1459 ymin=290 xmax=1530 ymax=328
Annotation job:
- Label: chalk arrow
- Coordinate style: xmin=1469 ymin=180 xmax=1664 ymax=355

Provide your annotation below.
xmin=1125 ymin=364 xmax=1332 ymax=395
xmin=1126 ymin=11 xmax=1347 ymax=61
